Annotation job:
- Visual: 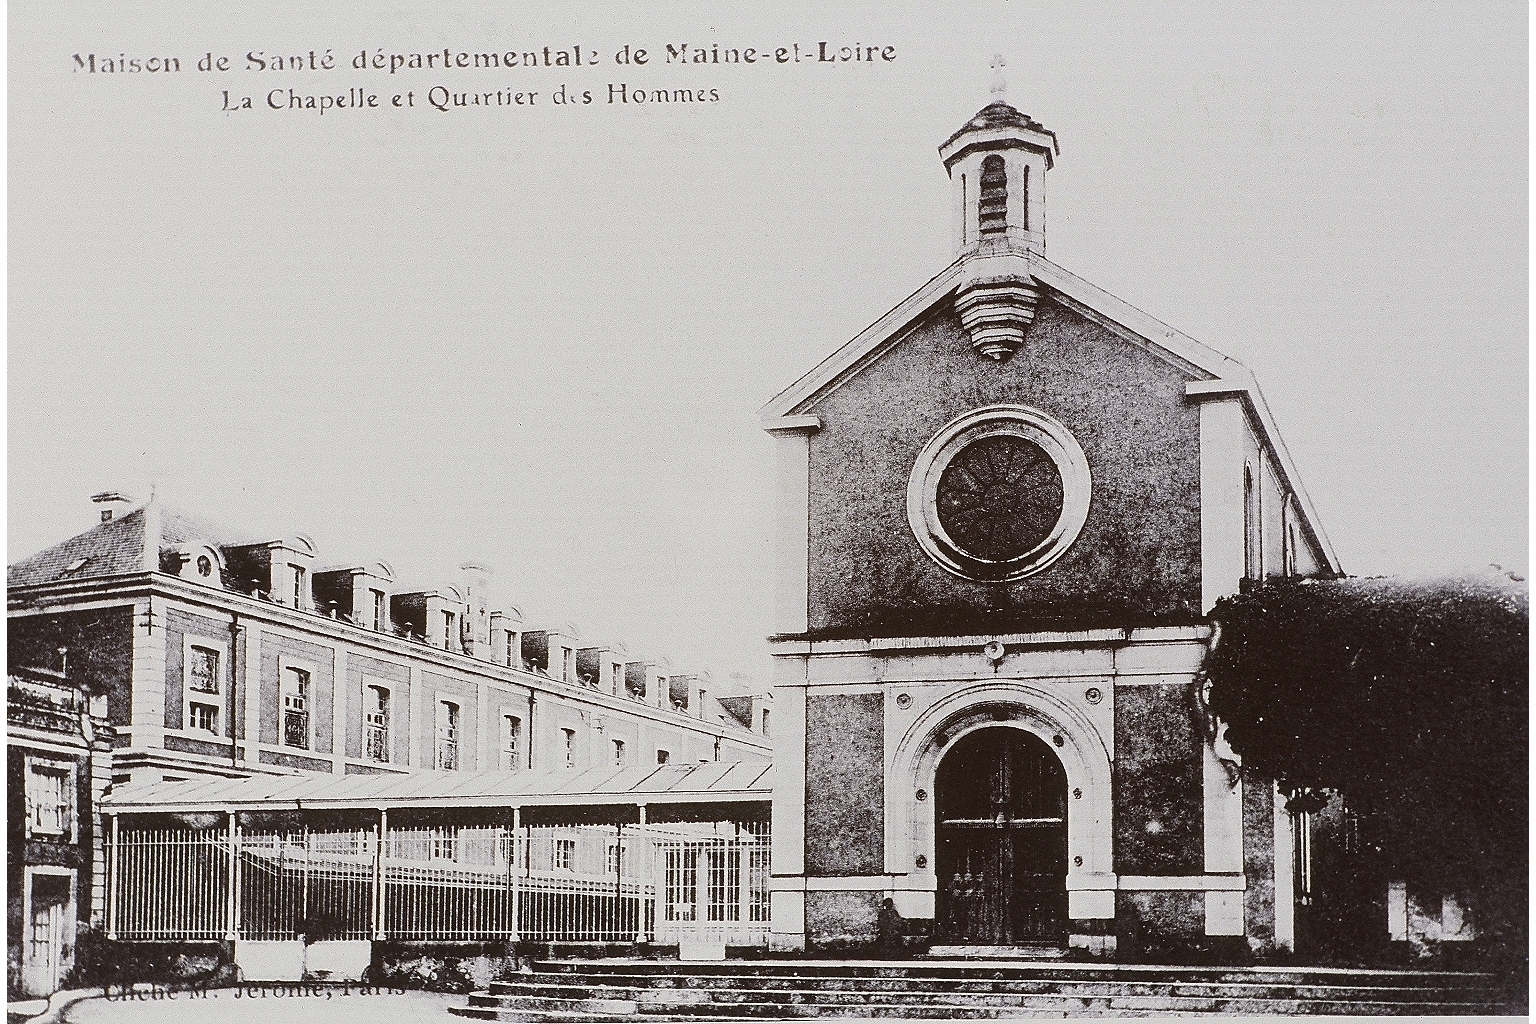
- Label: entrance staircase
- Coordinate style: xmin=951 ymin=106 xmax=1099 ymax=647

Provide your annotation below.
xmin=451 ymin=958 xmax=1519 ymax=1019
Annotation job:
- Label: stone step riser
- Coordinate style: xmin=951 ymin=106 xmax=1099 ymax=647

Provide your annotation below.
xmin=491 ymin=978 xmax=1476 ymax=1001
xmin=487 ymin=986 xmax=1482 ymax=1008
xmin=457 ymin=1011 xmax=1307 ymax=1022
xmin=621 ymin=1001 xmax=1498 ymax=1019
xmin=535 ymin=963 xmax=1491 ymax=989
xmin=470 ymin=992 xmax=1501 ymax=1017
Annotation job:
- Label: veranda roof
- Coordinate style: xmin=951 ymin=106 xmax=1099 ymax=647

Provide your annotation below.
xmin=103 ymin=760 xmax=773 ymax=815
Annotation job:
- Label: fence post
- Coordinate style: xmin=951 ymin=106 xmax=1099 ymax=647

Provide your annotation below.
xmin=634 ymin=804 xmax=648 ymax=944
xmin=225 ymin=813 xmax=238 ymax=940
xmin=300 ymin=825 xmax=311 ymax=934
xmin=508 ymin=807 xmax=520 ymax=944
xmin=107 ymin=814 xmax=120 ymax=940
xmin=734 ymin=822 xmax=748 ymax=936
xmin=372 ymin=809 xmax=387 ymax=940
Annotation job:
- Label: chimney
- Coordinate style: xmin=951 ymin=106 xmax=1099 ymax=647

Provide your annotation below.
xmin=91 ymin=491 xmax=135 ymax=523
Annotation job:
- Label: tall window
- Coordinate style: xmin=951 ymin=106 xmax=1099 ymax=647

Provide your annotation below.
xmin=505 ymin=632 xmax=517 ymax=668
xmin=762 ymin=709 xmax=771 ymax=738
xmin=290 ymin=564 xmax=307 ymax=609
xmin=562 ymin=727 xmax=576 ymax=768
xmin=1021 ymin=164 xmax=1030 ymax=231
xmin=437 ymin=700 xmax=460 ymax=770
xmin=1243 ymin=463 xmax=1262 ymax=580
xmin=282 ymin=667 xmax=311 ymax=748
xmin=554 ymin=838 xmax=575 ymax=871
xmin=502 ymin=714 xmax=522 ymax=771
xmin=561 ymin=647 xmax=575 ymax=683
xmin=978 ymin=154 xmax=1007 ymax=235
xmin=25 ymin=759 xmax=73 ymax=840
xmin=365 ymin=685 xmax=391 ymax=763
xmin=186 ymin=644 xmax=222 ymax=735
xmin=612 ymin=662 xmax=624 ymax=693
xmin=442 ymin=611 xmax=456 ymax=650
xmin=370 ymin=589 xmax=386 ymax=631
xmin=613 ymin=739 xmax=626 ymax=767
xmin=1284 ymin=517 xmax=1299 ymax=577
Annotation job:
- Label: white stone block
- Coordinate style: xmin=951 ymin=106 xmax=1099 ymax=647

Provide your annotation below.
xmin=890 ymin=889 xmax=934 ymax=919
xmin=235 ymin=940 xmax=305 ymax=982
xmin=1387 ymin=881 xmax=1408 ymax=941
xmin=1069 ymin=888 xmax=1115 ymax=919
xmin=303 ymin=940 xmax=371 ymax=981
xmin=1204 ymin=891 xmax=1244 ymax=935
xmin=678 ymin=940 xmax=726 ymax=961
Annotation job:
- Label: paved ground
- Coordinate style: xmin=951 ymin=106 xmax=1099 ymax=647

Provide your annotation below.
xmin=57 ymin=986 xmax=460 ymax=1023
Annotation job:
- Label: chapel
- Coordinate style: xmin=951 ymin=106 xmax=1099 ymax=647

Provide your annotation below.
xmin=760 ymin=85 xmax=1338 ymax=955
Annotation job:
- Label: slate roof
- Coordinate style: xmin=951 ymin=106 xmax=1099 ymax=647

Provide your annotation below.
xmin=8 ymin=501 xmax=257 ymax=589
xmin=7 ymin=506 xmax=151 ymax=587
xmin=941 ymin=101 xmax=1058 ymax=153
xmin=102 ymin=760 xmax=774 ymax=814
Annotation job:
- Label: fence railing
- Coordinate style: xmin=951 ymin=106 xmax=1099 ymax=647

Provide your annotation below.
xmin=108 ymin=822 xmax=769 ymax=946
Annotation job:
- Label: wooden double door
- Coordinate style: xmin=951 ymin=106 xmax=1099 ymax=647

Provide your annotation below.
xmin=935 ymin=726 xmax=1068 ymax=945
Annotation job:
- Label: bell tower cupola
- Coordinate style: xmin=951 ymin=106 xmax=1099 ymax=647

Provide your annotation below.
xmin=940 ymin=57 xmax=1059 ymax=257
xmin=942 ymin=58 xmax=1059 ymax=362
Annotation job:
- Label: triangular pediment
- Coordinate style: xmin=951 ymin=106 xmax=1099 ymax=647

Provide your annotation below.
xmin=759 ymin=250 xmax=1340 ymax=573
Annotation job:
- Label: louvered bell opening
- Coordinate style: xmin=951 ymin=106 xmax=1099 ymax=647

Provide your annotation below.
xmin=978 ymin=155 xmax=1007 ymax=235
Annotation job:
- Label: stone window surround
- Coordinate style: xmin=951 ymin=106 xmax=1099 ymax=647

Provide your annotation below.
xmin=24 ymin=755 xmax=78 ymax=842
xmin=182 ymin=632 xmax=230 ymax=737
xmin=907 ymin=404 xmax=1092 ymax=583
xmin=278 ymin=653 xmax=318 ymax=751
xmin=362 ymin=676 xmax=393 ymax=763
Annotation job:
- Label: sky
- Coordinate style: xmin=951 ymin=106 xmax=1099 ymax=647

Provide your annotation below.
xmin=9 ymin=1 xmax=1527 ymax=685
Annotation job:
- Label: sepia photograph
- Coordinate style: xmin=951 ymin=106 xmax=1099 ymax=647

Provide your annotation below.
xmin=7 ymin=1 xmax=1527 ymax=1019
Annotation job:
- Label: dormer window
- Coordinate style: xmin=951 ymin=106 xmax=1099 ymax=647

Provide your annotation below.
xmin=290 ymin=564 xmax=307 ymax=609
xmin=371 ymin=589 xmax=386 ymax=631
xmin=442 ymin=611 xmax=456 ymax=650
xmin=978 ymin=155 xmax=1007 ymax=235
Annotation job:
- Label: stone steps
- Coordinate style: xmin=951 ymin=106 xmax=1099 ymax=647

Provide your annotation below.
xmin=449 ymin=958 xmax=1513 ymax=1020
xmin=533 ymin=957 xmax=1495 ymax=987
xmin=488 ymin=976 xmax=1480 ymax=1001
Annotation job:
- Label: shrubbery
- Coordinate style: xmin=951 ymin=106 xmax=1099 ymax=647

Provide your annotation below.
xmin=1204 ymin=573 xmax=1527 ymax=949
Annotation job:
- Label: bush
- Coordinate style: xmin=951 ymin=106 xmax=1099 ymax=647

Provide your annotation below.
xmin=1204 ymin=574 xmax=1527 ymax=948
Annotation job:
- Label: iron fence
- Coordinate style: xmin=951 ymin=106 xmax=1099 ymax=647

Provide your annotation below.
xmin=107 ymin=820 xmax=769 ymax=946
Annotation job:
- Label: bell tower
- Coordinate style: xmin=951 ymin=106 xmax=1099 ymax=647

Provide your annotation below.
xmin=940 ymin=57 xmax=1058 ymax=256
xmin=941 ymin=58 xmax=1059 ymax=361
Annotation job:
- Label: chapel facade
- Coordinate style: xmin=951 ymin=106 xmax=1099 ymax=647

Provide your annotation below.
xmin=761 ymin=95 xmax=1339 ymax=956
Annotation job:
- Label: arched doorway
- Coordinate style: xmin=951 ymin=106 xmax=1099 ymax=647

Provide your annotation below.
xmin=935 ymin=726 xmax=1068 ymax=945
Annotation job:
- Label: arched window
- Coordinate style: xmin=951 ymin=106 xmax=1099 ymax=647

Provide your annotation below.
xmin=1284 ymin=508 xmax=1299 ymax=577
xmin=978 ymin=155 xmax=1007 ymax=235
xmin=1243 ymin=463 xmax=1262 ymax=580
